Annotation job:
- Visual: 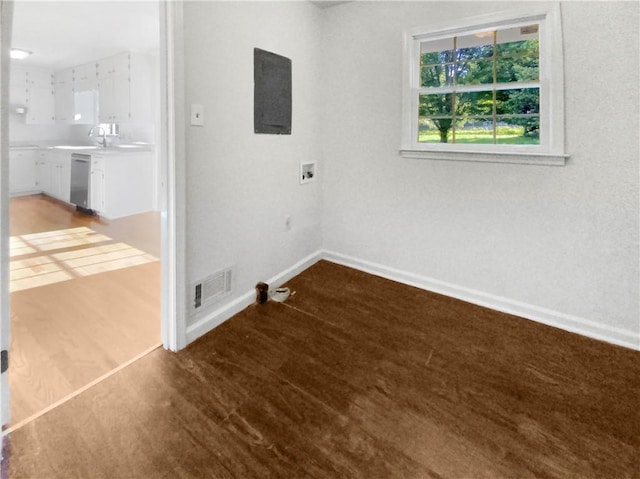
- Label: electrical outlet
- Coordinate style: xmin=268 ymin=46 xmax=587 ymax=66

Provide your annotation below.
xmin=300 ymin=161 xmax=316 ymax=184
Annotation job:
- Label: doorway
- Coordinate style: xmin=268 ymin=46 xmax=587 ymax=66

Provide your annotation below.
xmin=0 ymin=1 xmax=182 ymax=431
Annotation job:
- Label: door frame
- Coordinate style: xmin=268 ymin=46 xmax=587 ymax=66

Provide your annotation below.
xmin=0 ymin=0 xmax=14 ymax=429
xmin=0 ymin=0 xmax=188 ymax=428
xmin=159 ymin=0 xmax=187 ymax=352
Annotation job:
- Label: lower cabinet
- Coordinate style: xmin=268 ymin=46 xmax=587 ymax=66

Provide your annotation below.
xmin=48 ymin=152 xmax=71 ymax=203
xmin=10 ymin=148 xmax=71 ymax=201
xmin=90 ymin=152 xmax=153 ymax=219
xmin=35 ymin=152 xmax=52 ymax=194
xmin=90 ymin=156 xmax=106 ymax=213
xmin=10 ymin=148 xmax=153 ymax=219
xmin=9 ymin=150 xmax=38 ymax=195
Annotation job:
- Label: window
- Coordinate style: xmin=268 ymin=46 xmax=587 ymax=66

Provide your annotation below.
xmin=400 ymin=4 xmax=568 ymax=165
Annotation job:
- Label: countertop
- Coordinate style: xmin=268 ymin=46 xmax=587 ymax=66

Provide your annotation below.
xmin=10 ymin=141 xmax=154 ymax=155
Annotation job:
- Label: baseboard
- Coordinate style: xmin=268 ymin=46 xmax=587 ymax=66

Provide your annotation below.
xmin=322 ymin=250 xmax=640 ymax=351
xmin=183 ymin=248 xmax=639 ymax=351
xmin=185 ymin=250 xmax=323 ymax=345
xmin=9 ymin=190 xmax=41 ymax=198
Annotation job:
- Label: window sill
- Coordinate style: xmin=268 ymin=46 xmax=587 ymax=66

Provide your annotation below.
xmin=399 ymin=148 xmax=569 ymax=166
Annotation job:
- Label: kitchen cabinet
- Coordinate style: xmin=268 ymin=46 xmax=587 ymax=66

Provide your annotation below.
xmin=27 ymin=69 xmax=54 ymax=89
xmin=98 ymin=73 xmax=130 ymax=123
xmin=26 ymin=68 xmax=55 ymax=124
xmin=27 ymin=150 xmax=72 ymax=202
xmin=54 ymin=68 xmax=74 ymax=123
xmin=48 ymin=152 xmax=71 ymax=202
xmin=90 ymin=152 xmax=153 ymax=219
xmin=9 ymin=68 xmax=28 ymax=106
xmin=55 ymin=66 xmax=97 ymax=125
xmin=27 ymin=87 xmax=56 ymax=124
xmin=97 ymin=52 xmax=131 ymax=123
xmin=35 ymin=152 xmax=52 ymax=194
xmin=10 ymin=66 xmax=55 ymax=124
xmin=73 ymin=62 xmax=98 ymax=90
xmin=96 ymin=52 xmax=130 ymax=78
xmin=72 ymin=63 xmax=98 ymax=125
xmin=90 ymin=156 xmax=106 ymax=213
xmin=9 ymin=149 xmax=38 ymax=196
xmin=96 ymin=51 xmax=151 ymax=123
xmin=52 ymin=51 xmax=151 ymax=125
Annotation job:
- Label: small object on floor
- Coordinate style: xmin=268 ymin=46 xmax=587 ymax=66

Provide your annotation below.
xmin=256 ymin=282 xmax=269 ymax=304
xmin=270 ymin=287 xmax=291 ymax=303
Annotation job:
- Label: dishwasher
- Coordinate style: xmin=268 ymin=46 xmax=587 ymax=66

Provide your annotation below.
xmin=70 ymin=153 xmax=92 ymax=212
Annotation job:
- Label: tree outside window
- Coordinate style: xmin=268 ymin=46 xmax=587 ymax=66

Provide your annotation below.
xmin=418 ymin=25 xmax=540 ymax=145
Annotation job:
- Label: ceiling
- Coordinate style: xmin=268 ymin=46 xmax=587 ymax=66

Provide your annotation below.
xmin=11 ymin=0 xmax=351 ymax=71
xmin=11 ymin=1 xmax=160 ymax=70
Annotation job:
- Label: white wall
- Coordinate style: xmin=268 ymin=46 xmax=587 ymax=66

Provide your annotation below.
xmin=183 ymin=2 xmax=323 ymax=329
xmin=320 ymin=2 xmax=639 ymax=348
xmin=9 ymin=113 xmax=86 ymax=143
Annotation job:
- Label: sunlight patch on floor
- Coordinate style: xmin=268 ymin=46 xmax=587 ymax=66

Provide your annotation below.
xmin=9 ymin=227 xmax=158 ymax=292
xmin=10 ymin=227 xmax=113 ymax=257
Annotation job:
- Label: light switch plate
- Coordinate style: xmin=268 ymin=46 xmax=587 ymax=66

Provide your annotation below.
xmin=190 ymin=104 xmax=205 ymax=126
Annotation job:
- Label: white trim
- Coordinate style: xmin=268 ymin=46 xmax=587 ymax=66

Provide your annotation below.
xmin=160 ymin=1 xmax=187 ymax=352
xmin=0 ymin=0 xmax=13 ymax=429
xmin=401 ymin=3 xmax=566 ymax=164
xmin=183 ymin=248 xmax=639 ymax=352
xmin=406 ymin=7 xmax=551 ymax=41
xmin=322 ymin=250 xmax=640 ymax=352
xmin=185 ymin=251 xmax=323 ymax=345
xmin=400 ymin=149 xmax=568 ymax=166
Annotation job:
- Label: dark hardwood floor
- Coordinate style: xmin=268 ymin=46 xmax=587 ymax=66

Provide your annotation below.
xmin=4 ymin=260 xmax=639 ymax=478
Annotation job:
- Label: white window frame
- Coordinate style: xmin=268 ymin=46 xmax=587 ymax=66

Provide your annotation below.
xmin=400 ymin=3 xmax=568 ymax=166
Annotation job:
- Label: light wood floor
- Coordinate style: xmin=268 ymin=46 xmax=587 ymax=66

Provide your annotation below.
xmin=4 ymin=260 xmax=639 ymax=478
xmin=8 ymin=194 xmax=161 ymax=426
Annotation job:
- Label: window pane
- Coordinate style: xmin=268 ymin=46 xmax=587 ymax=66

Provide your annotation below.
xmin=496 ymin=25 xmax=539 ymax=55
xmin=420 ymin=37 xmax=454 ymax=53
xmin=454 ymin=117 xmax=495 ymax=144
xmin=457 ymin=91 xmax=494 ymax=116
xmin=419 ymin=93 xmax=454 ymax=117
xmin=496 ymin=40 xmax=539 ymax=59
xmin=456 ymin=31 xmax=494 ymax=60
xmin=496 ymin=39 xmax=539 ymax=72
xmin=495 ymin=25 xmax=539 ymax=84
xmin=420 ymin=64 xmax=455 ymax=87
xmin=496 ymin=56 xmax=539 ymax=83
xmin=418 ymin=118 xmax=453 ymax=143
xmin=455 ymin=60 xmax=493 ymax=85
xmin=495 ymin=88 xmax=539 ymax=115
xmin=420 ymin=38 xmax=455 ymax=65
xmin=495 ymin=116 xmax=539 ymax=144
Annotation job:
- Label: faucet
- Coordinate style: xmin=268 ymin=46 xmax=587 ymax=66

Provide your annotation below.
xmin=88 ymin=125 xmax=107 ymax=148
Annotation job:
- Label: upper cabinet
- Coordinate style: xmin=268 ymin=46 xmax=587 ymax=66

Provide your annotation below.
xmin=10 ymin=65 xmax=55 ymax=124
xmin=97 ymin=52 xmax=131 ymax=123
xmin=51 ymin=51 xmax=152 ymax=126
xmin=54 ymin=65 xmax=97 ymax=125
xmin=73 ymin=62 xmax=98 ymax=91
xmin=96 ymin=52 xmax=152 ymax=123
xmin=96 ymin=52 xmax=130 ymax=78
xmin=54 ymin=67 xmax=74 ymax=123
